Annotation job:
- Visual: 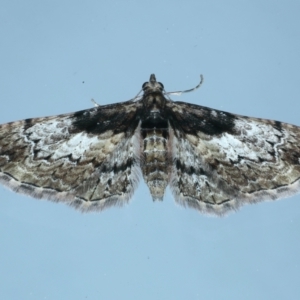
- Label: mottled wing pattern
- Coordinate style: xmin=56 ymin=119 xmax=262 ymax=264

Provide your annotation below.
xmin=2 ymin=74 xmax=300 ymax=216
xmin=0 ymin=101 xmax=142 ymax=211
xmin=168 ymin=101 xmax=300 ymax=215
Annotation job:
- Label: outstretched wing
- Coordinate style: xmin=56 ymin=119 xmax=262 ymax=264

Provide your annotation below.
xmin=0 ymin=101 xmax=142 ymax=211
xmin=168 ymin=101 xmax=300 ymax=215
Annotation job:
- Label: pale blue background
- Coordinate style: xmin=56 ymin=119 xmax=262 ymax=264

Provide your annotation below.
xmin=1 ymin=1 xmax=300 ymax=299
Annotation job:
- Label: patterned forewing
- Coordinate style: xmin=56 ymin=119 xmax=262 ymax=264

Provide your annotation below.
xmin=168 ymin=101 xmax=300 ymax=215
xmin=0 ymin=101 xmax=142 ymax=210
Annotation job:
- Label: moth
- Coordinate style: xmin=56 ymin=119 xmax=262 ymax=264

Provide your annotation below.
xmin=1 ymin=74 xmax=300 ymax=215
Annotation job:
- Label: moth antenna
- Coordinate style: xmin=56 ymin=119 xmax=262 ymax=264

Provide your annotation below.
xmin=164 ymin=75 xmax=204 ymax=97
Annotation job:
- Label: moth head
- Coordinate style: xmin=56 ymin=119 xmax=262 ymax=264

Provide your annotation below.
xmin=142 ymin=74 xmax=164 ymax=94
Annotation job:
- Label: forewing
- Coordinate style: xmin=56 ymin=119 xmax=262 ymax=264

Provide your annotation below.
xmin=0 ymin=100 xmax=142 ymax=211
xmin=168 ymin=101 xmax=300 ymax=215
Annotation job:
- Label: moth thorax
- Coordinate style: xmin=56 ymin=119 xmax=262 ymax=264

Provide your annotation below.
xmin=143 ymin=94 xmax=166 ymax=111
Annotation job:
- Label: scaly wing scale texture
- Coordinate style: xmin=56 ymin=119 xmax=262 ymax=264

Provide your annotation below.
xmin=168 ymin=101 xmax=300 ymax=215
xmin=0 ymin=101 xmax=142 ymax=211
